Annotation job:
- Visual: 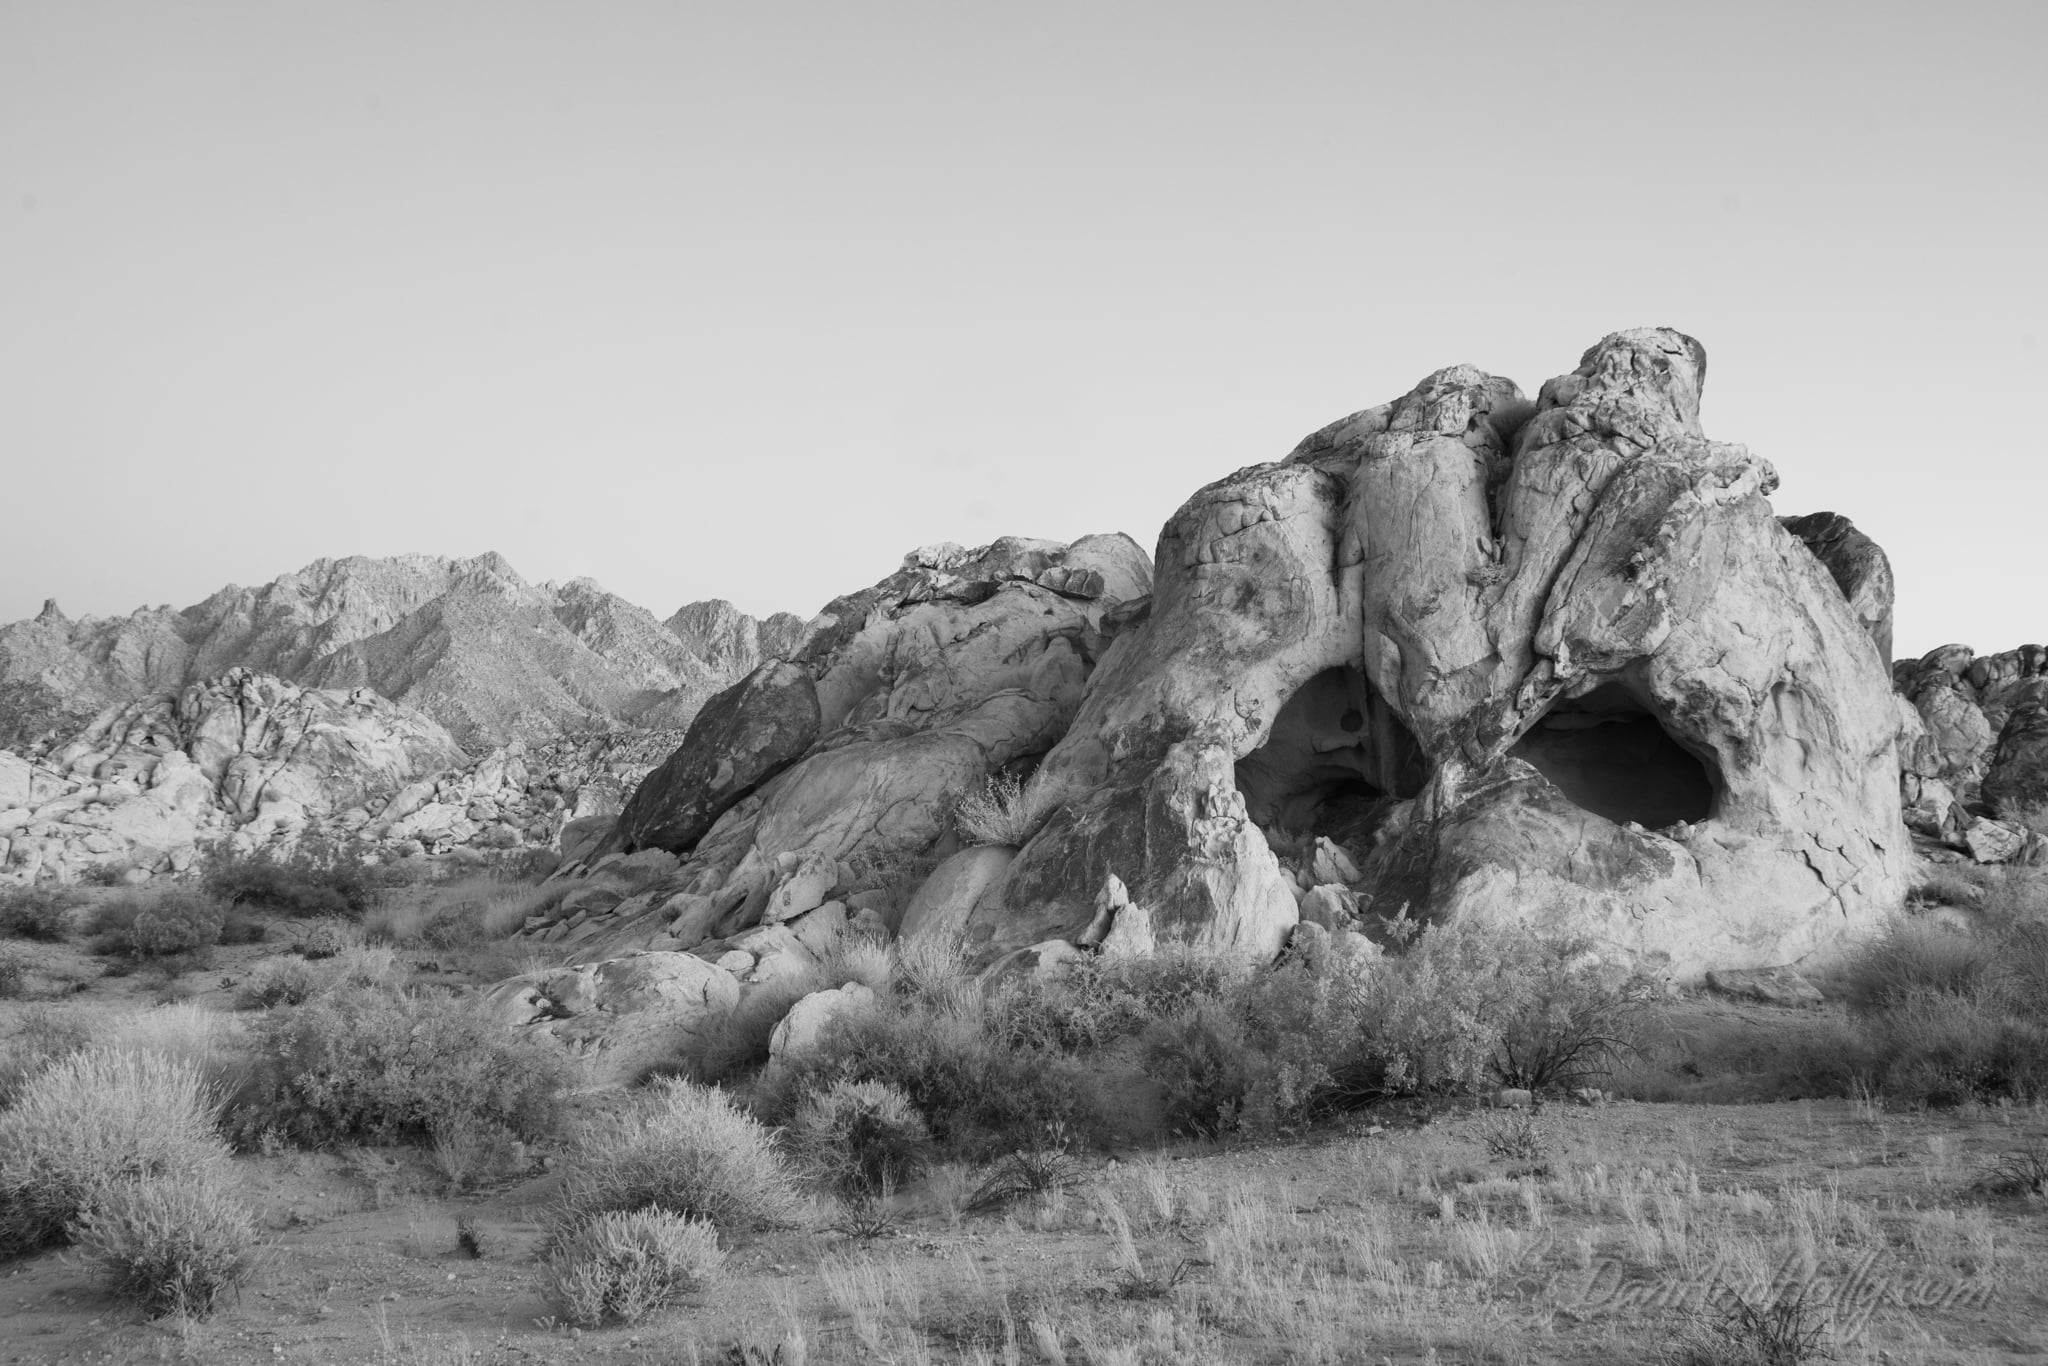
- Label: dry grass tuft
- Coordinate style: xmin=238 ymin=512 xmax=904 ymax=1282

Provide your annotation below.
xmin=954 ymin=770 xmax=1076 ymax=848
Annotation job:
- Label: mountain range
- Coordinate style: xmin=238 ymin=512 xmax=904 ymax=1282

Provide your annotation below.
xmin=0 ymin=553 xmax=808 ymax=752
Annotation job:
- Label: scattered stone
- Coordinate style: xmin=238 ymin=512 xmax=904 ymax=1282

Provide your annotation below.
xmin=1703 ymin=965 xmax=1824 ymax=1008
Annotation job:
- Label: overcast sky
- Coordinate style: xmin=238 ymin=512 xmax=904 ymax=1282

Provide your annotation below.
xmin=2 ymin=1 xmax=2041 ymax=661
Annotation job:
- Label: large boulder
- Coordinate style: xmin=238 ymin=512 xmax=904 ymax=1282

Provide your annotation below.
xmin=535 ymin=535 xmax=1153 ymax=953
xmin=1983 ymin=695 xmax=2048 ymax=818
xmin=605 ymin=660 xmax=821 ymax=858
xmin=1780 ymin=512 xmax=1894 ymax=666
xmin=970 ymin=329 xmax=1908 ymax=977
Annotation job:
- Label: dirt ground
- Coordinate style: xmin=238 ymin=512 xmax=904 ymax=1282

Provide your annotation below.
xmin=3 ymin=916 xmax=2047 ymax=1365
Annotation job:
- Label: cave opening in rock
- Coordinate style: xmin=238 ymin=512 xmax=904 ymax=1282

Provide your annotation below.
xmin=1234 ymin=666 xmax=1428 ymax=847
xmin=1509 ymin=682 xmax=1716 ymax=827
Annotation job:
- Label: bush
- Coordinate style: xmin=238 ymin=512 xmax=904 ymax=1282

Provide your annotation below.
xmin=1140 ymin=1002 xmax=1258 ymax=1136
xmin=199 ymin=837 xmax=383 ymax=918
xmin=989 ymin=944 xmax=1249 ymax=1054
xmin=0 ymin=944 xmax=29 ymax=999
xmin=236 ymin=983 xmax=568 ymax=1149
xmin=0 ymin=1006 xmax=96 ymax=1106
xmin=1836 ymin=911 xmax=2048 ymax=1106
xmin=130 ymin=891 xmax=227 ymax=958
xmin=783 ymin=1080 xmax=933 ymax=1197
xmin=235 ymin=955 xmax=329 ymax=1009
xmin=690 ymin=974 xmax=824 ymax=1084
xmin=1840 ymin=918 xmax=2001 ymax=1013
xmin=87 ymin=888 xmax=226 ymax=959
xmin=0 ymin=1048 xmax=232 ymax=1257
xmin=0 ymin=886 xmax=84 ymax=941
xmin=753 ymin=993 xmax=1094 ymax=1158
xmin=363 ymin=874 xmax=560 ymax=949
xmin=70 ymin=1171 xmax=258 ymax=1318
xmin=539 ymin=1210 xmax=723 ymax=1328
xmin=954 ymin=770 xmax=1075 ymax=848
xmin=103 ymin=1003 xmax=254 ymax=1105
xmin=554 ymin=1080 xmax=804 ymax=1237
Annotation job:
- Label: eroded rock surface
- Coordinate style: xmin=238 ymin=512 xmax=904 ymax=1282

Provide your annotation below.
xmin=0 ymin=671 xmax=694 ymax=883
xmin=545 ymin=330 xmax=1907 ymax=983
xmin=970 ymin=329 xmax=1907 ymax=976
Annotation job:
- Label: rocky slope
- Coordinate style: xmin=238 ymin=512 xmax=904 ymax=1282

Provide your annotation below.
xmin=536 ymin=330 xmax=1917 ymax=985
xmin=0 ymin=665 xmax=693 ymax=884
xmin=0 ymin=553 xmax=807 ymax=749
xmin=1895 ymin=643 xmax=2048 ymax=859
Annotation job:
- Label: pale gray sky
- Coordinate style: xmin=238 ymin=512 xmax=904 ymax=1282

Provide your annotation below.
xmin=2 ymin=1 xmax=2041 ymax=660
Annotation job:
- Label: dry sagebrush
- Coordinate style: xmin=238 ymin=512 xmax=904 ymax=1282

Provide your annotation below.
xmin=0 ymin=1047 xmax=233 ymax=1256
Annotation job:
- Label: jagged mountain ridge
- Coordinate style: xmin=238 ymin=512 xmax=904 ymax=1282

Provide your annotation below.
xmin=0 ymin=553 xmax=808 ymax=750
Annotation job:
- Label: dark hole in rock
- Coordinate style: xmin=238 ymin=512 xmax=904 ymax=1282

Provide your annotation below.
xmin=1510 ymin=682 xmax=1716 ymax=828
xmin=1235 ymin=666 xmax=1428 ymax=848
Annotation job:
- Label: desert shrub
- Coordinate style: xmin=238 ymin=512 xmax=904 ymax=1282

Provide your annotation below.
xmin=1835 ymin=911 xmax=2048 ymax=1106
xmin=1976 ymin=864 xmax=2048 ymax=928
xmin=783 ymin=1080 xmax=934 ymax=1197
xmin=954 ymin=769 xmax=1074 ymax=848
xmin=1840 ymin=918 xmax=2002 ymax=1012
xmin=236 ymin=982 xmax=568 ymax=1149
xmin=753 ymin=993 xmax=1094 ymax=1158
xmin=690 ymin=972 xmax=826 ymax=1084
xmin=1145 ymin=921 xmax=1643 ymax=1133
xmin=199 ymin=837 xmax=383 ymax=918
xmin=87 ymin=888 xmax=225 ymax=959
xmin=555 ymin=1079 xmax=804 ymax=1237
xmin=235 ymin=955 xmax=329 ymax=1009
xmin=103 ymin=1002 xmax=252 ymax=1099
xmin=364 ymin=874 xmax=555 ymax=949
xmin=0 ymin=1005 xmax=97 ymax=1106
xmin=0 ymin=1047 xmax=231 ymax=1257
xmin=0 ymin=885 xmax=85 ymax=941
xmin=1662 ymin=1286 xmax=1835 ymax=1365
xmin=889 ymin=932 xmax=977 ymax=1010
xmin=294 ymin=917 xmax=362 ymax=959
xmin=1860 ymin=993 xmax=2048 ymax=1106
xmin=70 ymin=1171 xmax=258 ymax=1318
xmin=0 ymin=945 xmax=28 ymax=1000
xmin=1486 ymin=941 xmax=1648 ymax=1091
xmin=539 ymin=1209 xmax=724 ymax=1328
xmin=1994 ymin=797 xmax=2048 ymax=840
xmin=130 ymin=892 xmax=226 ymax=957
xmin=1140 ymin=1002 xmax=1258 ymax=1136
xmin=990 ymin=944 xmax=1250 ymax=1054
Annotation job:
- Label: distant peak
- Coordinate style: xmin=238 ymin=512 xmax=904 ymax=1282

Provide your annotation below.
xmin=34 ymin=598 xmax=65 ymax=625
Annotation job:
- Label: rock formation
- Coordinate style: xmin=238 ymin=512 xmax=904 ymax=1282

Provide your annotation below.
xmin=0 ymin=670 xmax=693 ymax=883
xmin=1895 ymin=642 xmax=2048 ymax=861
xmin=540 ymin=329 xmax=1909 ymax=982
xmin=0 ymin=554 xmax=804 ymax=749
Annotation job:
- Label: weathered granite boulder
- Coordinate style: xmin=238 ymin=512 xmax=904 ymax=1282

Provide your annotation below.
xmin=1780 ymin=512 xmax=1894 ymax=666
xmin=531 ymin=535 xmax=1152 ymax=955
xmin=1982 ymin=695 xmax=2048 ymax=819
xmin=603 ymin=660 xmax=820 ymax=859
xmin=967 ymin=329 xmax=1908 ymax=977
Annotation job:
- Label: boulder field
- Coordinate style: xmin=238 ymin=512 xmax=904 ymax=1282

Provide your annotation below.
xmin=0 ymin=669 xmax=671 ymax=883
xmin=537 ymin=329 xmax=1917 ymax=987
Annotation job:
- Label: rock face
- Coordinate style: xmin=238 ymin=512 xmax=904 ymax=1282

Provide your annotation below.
xmin=0 ymin=554 xmax=802 ymax=750
xmin=539 ymin=330 xmax=1906 ymax=983
xmin=968 ymin=329 xmax=1908 ymax=977
xmin=1895 ymin=644 xmax=2048 ymax=829
xmin=0 ymin=670 xmax=697 ymax=883
xmin=0 ymin=669 xmax=466 ymax=882
xmin=1780 ymin=512 xmax=1894 ymax=667
xmin=529 ymin=534 xmax=1153 ymax=948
